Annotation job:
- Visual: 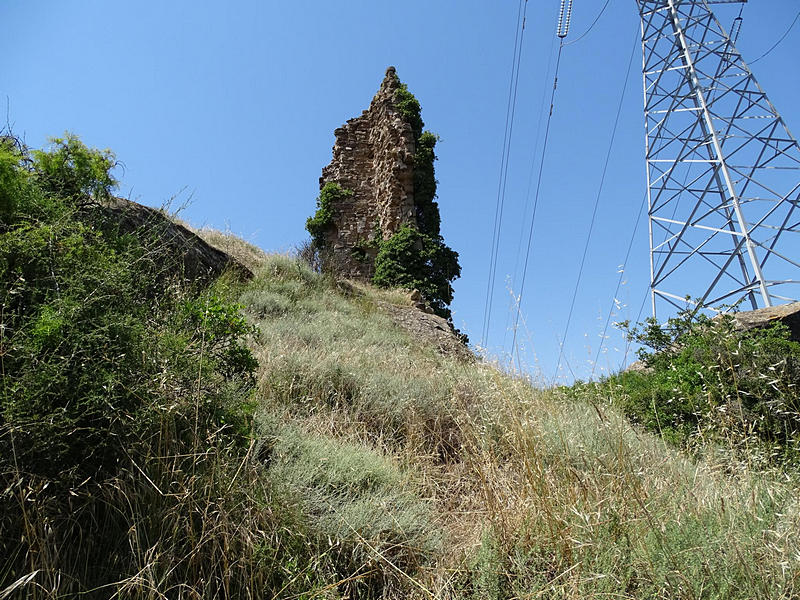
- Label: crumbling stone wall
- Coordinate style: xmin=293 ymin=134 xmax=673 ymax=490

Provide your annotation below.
xmin=319 ymin=66 xmax=418 ymax=279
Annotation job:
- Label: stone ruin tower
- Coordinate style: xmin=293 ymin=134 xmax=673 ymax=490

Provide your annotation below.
xmin=318 ymin=66 xmax=419 ymax=279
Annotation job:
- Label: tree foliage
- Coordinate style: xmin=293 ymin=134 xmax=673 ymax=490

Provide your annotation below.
xmin=373 ymin=225 xmax=460 ymax=320
xmin=0 ymin=134 xmax=257 ymax=483
xmin=32 ymin=133 xmax=118 ymax=202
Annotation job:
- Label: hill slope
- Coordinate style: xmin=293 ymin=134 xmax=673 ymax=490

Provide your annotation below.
xmin=1 ymin=134 xmax=797 ymax=598
xmin=231 ymin=252 xmax=799 ymax=599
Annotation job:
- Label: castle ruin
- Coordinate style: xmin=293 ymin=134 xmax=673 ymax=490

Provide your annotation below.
xmin=317 ymin=66 xmax=420 ymax=279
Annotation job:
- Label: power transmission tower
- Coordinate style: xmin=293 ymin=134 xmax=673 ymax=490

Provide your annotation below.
xmin=638 ymin=0 xmax=800 ymax=317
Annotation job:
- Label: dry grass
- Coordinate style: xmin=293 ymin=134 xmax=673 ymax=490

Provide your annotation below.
xmin=191 ymin=226 xmax=270 ymax=273
xmin=4 ymin=246 xmax=798 ymax=599
xmin=238 ymin=253 xmax=800 ymax=599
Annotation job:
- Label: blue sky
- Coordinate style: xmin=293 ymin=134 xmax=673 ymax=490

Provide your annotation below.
xmin=3 ymin=1 xmax=799 ymax=382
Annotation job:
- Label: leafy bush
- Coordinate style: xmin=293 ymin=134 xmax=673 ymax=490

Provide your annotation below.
xmin=1 ymin=135 xmax=257 ymax=483
xmin=0 ymin=137 xmax=29 ymax=219
xmin=0 ymin=134 xmax=263 ymax=595
xmin=372 ymin=225 xmax=460 ymax=319
xmin=32 ymin=133 xmax=118 ymax=202
xmin=606 ymin=309 xmax=800 ymax=465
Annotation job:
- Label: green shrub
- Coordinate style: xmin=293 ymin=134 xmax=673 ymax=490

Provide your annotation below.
xmin=32 ymin=133 xmax=117 ymax=202
xmin=0 ymin=137 xmax=30 ymax=219
xmin=180 ymin=294 xmax=259 ymax=377
xmin=607 ymin=309 xmax=800 ymax=465
xmin=373 ymin=225 xmax=460 ymax=319
xmin=0 ymin=134 xmax=261 ymax=595
xmin=0 ymin=138 xmax=257 ymax=480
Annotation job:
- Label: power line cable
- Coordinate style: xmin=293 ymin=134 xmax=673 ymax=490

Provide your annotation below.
xmin=482 ymin=0 xmax=528 ymax=348
xmin=510 ymin=41 xmax=566 ymax=371
xmin=563 ymin=0 xmax=611 ymax=47
xmin=511 ymin=0 xmax=574 ymax=370
xmin=501 ymin=34 xmax=559 ymax=353
xmin=483 ymin=0 xmax=523 ymax=347
xmin=554 ymin=31 xmax=639 ymax=381
xmin=749 ymin=8 xmax=800 ymax=65
xmin=590 ymin=189 xmax=647 ymax=379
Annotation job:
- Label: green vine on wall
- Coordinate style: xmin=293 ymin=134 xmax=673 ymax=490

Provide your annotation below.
xmin=394 ymin=83 xmax=424 ymax=141
xmin=305 ymin=181 xmax=353 ymax=248
xmin=394 ymin=78 xmax=440 ymax=236
xmin=414 ymin=131 xmax=441 ymax=237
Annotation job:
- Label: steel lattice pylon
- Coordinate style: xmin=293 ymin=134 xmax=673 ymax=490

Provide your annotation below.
xmin=638 ymin=0 xmax=800 ymax=317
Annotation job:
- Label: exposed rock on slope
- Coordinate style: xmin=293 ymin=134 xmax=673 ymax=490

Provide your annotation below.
xmin=91 ymin=197 xmax=252 ymax=281
xmin=730 ymin=301 xmax=800 ymax=341
xmin=381 ymin=300 xmax=473 ymax=361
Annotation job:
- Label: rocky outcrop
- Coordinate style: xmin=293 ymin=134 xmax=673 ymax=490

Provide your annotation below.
xmin=381 ymin=300 xmax=473 ymax=361
xmin=86 ymin=197 xmax=252 ymax=282
xmin=730 ymin=302 xmax=800 ymax=341
xmin=334 ymin=281 xmax=471 ymax=359
xmin=319 ymin=66 xmax=418 ymax=279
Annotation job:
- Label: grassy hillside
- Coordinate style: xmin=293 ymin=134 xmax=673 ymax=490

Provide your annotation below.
xmin=233 ymin=254 xmax=799 ymax=599
xmin=2 ymin=136 xmax=799 ymax=598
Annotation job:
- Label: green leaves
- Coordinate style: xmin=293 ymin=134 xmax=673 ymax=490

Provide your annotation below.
xmin=372 ymin=225 xmax=460 ymax=319
xmin=612 ymin=308 xmax=800 ymax=465
xmin=305 ymin=182 xmax=353 ymax=247
xmin=0 ymin=137 xmax=30 ymax=220
xmin=395 ymin=82 xmax=424 ymax=140
xmin=1 ymin=133 xmax=258 ymax=481
xmin=182 ymin=294 xmax=259 ymax=377
xmin=414 ymin=131 xmax=441 ymax=236
xmin=32 ymin=133 xmax=118 ymax=202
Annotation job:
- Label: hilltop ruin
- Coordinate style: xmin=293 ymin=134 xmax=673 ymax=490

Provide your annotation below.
xmin=314 ymin=67 xmax=424 ymax=278
xmin=308 ymin=66 xmax=460 ymax=319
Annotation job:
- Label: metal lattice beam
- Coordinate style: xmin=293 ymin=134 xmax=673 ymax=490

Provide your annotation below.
xmin=638 ymin=0 xmax=800 ymax=316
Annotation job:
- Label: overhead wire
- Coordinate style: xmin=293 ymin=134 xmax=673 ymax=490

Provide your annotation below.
xmin=482 ymin=0 xmax=524 ymax=347
xmin=511 ymin=46 xmax=564 ymax=370
xmin=554 ymin=29 xmax=639 ymax=382
xmin=749 ymin=8 xmax=800 ymax=65
xmin=501 ymin=33 xmax=559 ymax=354
xmin=563 ymin=0 xmax=611 ymax=47
xmin=482 ymin=0 xmax=529 ymax=349
xmin=511 ymin=1 xmax=572 ymax=371
xmin=591 ymin=189 xmax=647 ymax=379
